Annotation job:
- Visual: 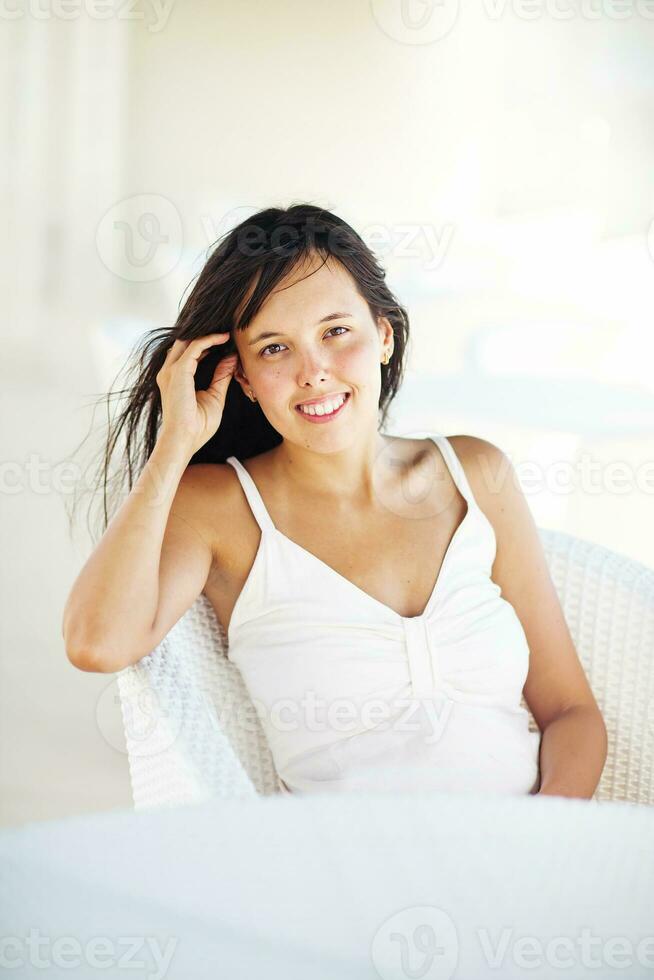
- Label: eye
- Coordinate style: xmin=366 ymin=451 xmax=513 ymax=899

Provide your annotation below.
xmin=259 ymin=342 xmax=286 ymax=358
xmin=259 ymin=325 xmax=350 ymax=358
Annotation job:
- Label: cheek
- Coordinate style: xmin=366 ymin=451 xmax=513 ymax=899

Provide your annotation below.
xmin=252 ymin=368 xmax=287 ymax=400
xmin=333 ymin=337 xmax=377 ymax=376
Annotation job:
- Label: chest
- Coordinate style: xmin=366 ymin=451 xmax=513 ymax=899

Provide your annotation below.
xmin=204 ymin=478 xmax=469 ymax=635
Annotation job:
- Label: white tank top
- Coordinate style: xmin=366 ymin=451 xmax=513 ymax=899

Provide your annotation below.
xmin=225 ymin=434 xmax=542 ymax=797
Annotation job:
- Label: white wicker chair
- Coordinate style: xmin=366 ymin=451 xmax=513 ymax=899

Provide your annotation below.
xmin=116 ymin=528 xmax=654 ymax=809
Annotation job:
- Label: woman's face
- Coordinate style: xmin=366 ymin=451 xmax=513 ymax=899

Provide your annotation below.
xmin=233 ymin=254 xmax=393 ymax=446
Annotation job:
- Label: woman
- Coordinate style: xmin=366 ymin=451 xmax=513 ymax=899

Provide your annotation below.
xmin=63 ymin=204 xmax=607 ymax=800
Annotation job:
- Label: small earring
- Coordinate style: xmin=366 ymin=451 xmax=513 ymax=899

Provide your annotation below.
xmin=382 ymin=349 xmax=392 ymax=365
xmin=248 ymin=389 xmax=257 ymax=402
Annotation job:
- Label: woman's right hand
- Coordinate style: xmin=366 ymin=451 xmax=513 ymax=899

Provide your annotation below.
xmin=155 ymin=332 xmax=238 ymax=456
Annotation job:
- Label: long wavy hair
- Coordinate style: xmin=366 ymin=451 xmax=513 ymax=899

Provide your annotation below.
xmin=69 ymin=203 xmax=411 ymax=543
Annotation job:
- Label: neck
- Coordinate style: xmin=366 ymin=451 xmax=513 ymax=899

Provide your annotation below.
xmin=271 ymin=428 xmax=393 ymax=505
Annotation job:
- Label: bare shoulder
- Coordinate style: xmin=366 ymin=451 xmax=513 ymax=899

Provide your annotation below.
xmin=175 ymin=461 xmax=235 ymax=507
xmin=444 ymin=434 xmax=513 ymax=518
xmin=446 ymin=432 xmax=506 ymax=467
xmin=172 ymin=462 xmax=242 ymax=558
xmin=445 ymin=432 xmax=541 ymax=579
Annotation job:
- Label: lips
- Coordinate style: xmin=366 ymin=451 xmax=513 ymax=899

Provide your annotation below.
xmin=294 ymin=391 xmax=349 ymax=409
xmin=294 ymin=392 xmax=351 ymax=423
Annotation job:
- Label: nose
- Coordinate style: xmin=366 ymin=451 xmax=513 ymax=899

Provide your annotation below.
xmin=296 ymin=347 xmax=330 ymax=388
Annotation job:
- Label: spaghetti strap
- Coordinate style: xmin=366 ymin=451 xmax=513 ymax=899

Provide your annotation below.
xmin=430 ymin=434 xmax=477 ymax=511
xmin=225 ymin=456 xmax=276 ymax=533
xmin=227 ymin=436 xmax=477 ymax=535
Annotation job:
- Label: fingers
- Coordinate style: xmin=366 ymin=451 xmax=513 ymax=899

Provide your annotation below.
xmin=184 ymin=333 xmax=232 ymax=363
xmin=207 ymin=355 xmax=238 ymax=394
xmin=163 ymin=332 xmax=233 ymax=369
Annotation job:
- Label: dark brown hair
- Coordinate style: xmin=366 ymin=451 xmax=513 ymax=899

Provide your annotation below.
xmin=69 ymin=203 xmax=411 ymax=542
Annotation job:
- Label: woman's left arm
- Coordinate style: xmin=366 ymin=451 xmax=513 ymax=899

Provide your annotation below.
xmin=452 ymin=436 xmax=609 ymax=800
xmin=535 ymin=703 xmax=608 ymax=798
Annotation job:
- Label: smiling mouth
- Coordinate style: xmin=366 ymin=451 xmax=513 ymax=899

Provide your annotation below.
xmin=294 ymin=392 xmax=351 ymax=420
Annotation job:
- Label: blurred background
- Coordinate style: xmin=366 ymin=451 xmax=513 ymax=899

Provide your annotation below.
xmin=1 ymin=0 xmax=653 ymax=828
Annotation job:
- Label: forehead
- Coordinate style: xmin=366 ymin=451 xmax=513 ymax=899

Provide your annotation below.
xmin=246 ymin=255 xmax=367 ymax=328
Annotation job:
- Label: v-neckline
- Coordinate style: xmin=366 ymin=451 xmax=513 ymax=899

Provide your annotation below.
xmin=273 ymin=502 xmax=470 ymax=622
xmin=231 ymin=434 xmax=472 ymax=624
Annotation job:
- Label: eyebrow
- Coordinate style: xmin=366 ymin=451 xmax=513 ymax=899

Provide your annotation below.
xmin=247 ymin=312 xmax=354 ymax=346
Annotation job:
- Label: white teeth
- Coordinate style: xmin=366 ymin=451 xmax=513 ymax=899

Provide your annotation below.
xmin=298 ymin=393 xmax=347 ymax=416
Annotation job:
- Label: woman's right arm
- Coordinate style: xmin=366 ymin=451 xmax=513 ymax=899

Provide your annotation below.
xmin=63 ymin=332 xmax=238 ymax=673
xmin=63 ymin=435 xmax=212 ymax=673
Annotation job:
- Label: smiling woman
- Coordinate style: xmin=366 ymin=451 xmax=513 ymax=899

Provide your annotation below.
xmin=70 ymin=203 xmax=411 ymax=539
xmin=63 ymin=202 xmax=606 ymax=803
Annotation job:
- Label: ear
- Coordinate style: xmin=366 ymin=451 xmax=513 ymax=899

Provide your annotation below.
xmin=376 ymin=315 xmax=394 ymax=347
xmin=232 ymin=358 xmax=253 ymax=399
